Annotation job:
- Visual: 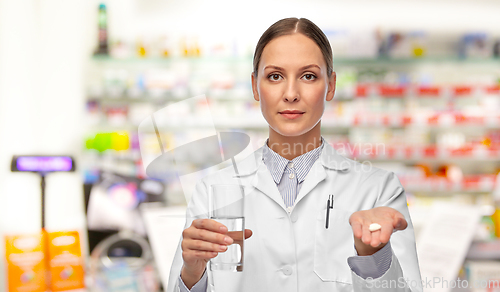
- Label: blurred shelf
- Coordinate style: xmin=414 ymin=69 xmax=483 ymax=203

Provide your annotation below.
xmin=402 ymin=175 xmax=497 ymax=194
xmin=83 ymin=145 xmax=500 ymax=164
xmin=90 ymin=55 xmax=252 ymax=65
xmin=405 ymin=189 xmax=494 ymax=195
xmin=90 ymin=55 xmax=500 ymax=66
xmin=83 ymin=149 xmax=499 ymax=194
xmin=358 ymin=157 xmax=500 ymax=163
xmin=87 ymin=83 xmax=499 ymax=104
xmin=335 ymin=56 xmax=500 ymax=66
xmin=350 ymin=84 xmax=500 ymax=98
xmin=329 ymin=113 xmax=500 ymax=128
xmin=87 ymin=93 xmax=252 ymax=103
xmin=88 ymin=96 xmax=182 ymax=103
xmin=87 ymin=115 xmax=500 ymax=131
xmin=466 ymin=240 xmax=500 ymax=260
xmin=86 ymin=54 xmax=500 ymax=189
xmin=85 ymin=119 xmax=269 ymax=131
xmin=86 ymin=152 xmax=500 ymax=164
xmin=351 ymin=145 xmax=500 ymax=162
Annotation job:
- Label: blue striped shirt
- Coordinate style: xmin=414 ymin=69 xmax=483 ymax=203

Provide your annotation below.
xmin=262 ymin=138 xmax=324 ymax=208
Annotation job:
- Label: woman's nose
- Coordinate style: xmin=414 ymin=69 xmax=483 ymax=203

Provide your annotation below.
xmin=284 ymin=80 xmax=300 ymax=102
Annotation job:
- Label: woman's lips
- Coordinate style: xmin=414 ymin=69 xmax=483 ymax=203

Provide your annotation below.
xmin=279 ymin=111 xmax=304 ymax=120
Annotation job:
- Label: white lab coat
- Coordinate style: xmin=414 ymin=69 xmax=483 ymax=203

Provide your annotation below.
xmin=167 ymin=142 xmax=422 ymax=292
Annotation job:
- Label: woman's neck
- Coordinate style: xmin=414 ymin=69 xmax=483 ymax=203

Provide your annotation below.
xmin=267 ymin=123 xmax=322 ymax=160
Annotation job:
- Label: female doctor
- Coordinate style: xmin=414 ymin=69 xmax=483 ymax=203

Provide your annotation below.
xmin=168 ymin=18 xmax=422 ymax=292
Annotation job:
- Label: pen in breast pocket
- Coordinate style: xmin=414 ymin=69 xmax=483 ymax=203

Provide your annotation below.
xmin=325 ymin=194 xmax=334 ymax=229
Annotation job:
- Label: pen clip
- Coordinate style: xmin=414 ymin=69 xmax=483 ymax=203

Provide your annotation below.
xmin=325 ymin=195 xmax=334 ymax=229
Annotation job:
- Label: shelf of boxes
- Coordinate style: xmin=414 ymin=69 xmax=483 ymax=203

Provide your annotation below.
xmin=402 ymin=174 xmax=497 ymax=194
xmin=88 ymin=112 xmax=500 ymax=130
xmin=347 ymin=144 xmax=500 ymax=160
xmin=350 ymin=84 xmax=500 ymax=98
xmin=90 ymin=55 xmax=500 ymax=65
xmin=83 ymin=55 xmax=500 ymax=208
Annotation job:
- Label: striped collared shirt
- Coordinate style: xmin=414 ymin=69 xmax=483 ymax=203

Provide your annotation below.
xmin=262 ymin=137 xmax=325 ymax=208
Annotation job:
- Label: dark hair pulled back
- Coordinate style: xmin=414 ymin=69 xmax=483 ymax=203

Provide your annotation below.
xmin=253 ymin=18 xmax=333 ymax=78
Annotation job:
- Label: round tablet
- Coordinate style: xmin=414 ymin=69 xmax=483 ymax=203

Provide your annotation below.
xmin=369 ymin=223 xmax=382 ymax=232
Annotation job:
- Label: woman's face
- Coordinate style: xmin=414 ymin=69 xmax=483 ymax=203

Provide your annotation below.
xmin=252 ymin=33 xmax=336 ymax=138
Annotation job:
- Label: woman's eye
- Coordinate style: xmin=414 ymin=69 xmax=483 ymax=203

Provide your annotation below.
xmin=302 ymin=74 xmax=316 ymax=81
xmin=269 ymin=74 xmax=282 ymax=81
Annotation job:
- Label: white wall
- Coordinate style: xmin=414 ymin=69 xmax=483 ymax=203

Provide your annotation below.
xmin=103 ymin=0 xmax=500 ymax=46
xmin=0 ymin=0 xmax=91 ymax=290
xmin=0 ymin=0 xmax=499 ymax=291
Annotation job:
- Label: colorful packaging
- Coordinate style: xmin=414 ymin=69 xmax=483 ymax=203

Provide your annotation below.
xmin=493 ymin=207 xmax=500 ymax=238
xmin=5 ymin=232 xmax=47 ymax=292
xmin=47 ymin=231 xmax=85 ymax=291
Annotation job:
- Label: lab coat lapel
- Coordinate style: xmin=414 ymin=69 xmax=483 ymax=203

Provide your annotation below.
xmin=294 ymin=159 xmax=326 ymax=206
xmin=232 ymin=142 xmax=350 ymax=211
xmin=251 ymin=162 xmax=287 ymax=210
xmin=232 ymin=146 xmax=286 ymax=210
xmin=294 ymin=142 xmax=350 ymax=206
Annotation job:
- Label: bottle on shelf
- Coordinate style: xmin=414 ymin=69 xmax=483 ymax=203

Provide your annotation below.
xmin=492 ymin=172 xmax=500 ymax=238
xmin=160 ymin=35 xmax=170 ymax=58
xmin=137 ymin=37 xmax=147 ymax=58
xmin=494 ymin=40 xmax=500 ymax=57
xmin=94 ymin=3 xmax=109 ymax=56
xmin=192 ymin=37 xmax=201 ymax=57
xmin=181 ymin=37 xmax=189 ymax=57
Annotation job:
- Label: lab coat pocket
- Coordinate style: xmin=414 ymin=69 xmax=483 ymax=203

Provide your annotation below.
xmin=314 ymin=208 xmax=354 ymax=284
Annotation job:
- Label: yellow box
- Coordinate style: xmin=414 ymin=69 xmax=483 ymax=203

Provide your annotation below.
xmin=5 ymin=232 xmax=47 ymax=292
xmin=47 ymin=231 xmax=85 ymax=291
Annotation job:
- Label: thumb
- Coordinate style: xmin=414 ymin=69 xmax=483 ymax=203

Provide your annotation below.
xmin=244 ymin=229 xmax=253 ymax=239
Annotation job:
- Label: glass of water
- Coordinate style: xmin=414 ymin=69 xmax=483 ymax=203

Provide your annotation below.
xmin=209 ymin=184 xmax=245 ymax=272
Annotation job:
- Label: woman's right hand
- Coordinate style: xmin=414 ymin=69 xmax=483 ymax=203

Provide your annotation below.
xmin=180 ymin=219 xmax=252 ymax=289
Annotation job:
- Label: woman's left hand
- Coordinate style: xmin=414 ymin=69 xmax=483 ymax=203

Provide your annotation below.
xmin=349 ymin=206 xmax=407 ymax=256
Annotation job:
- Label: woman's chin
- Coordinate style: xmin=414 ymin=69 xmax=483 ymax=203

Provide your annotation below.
xmin=270 ymin=124 xmax=314 ymax=137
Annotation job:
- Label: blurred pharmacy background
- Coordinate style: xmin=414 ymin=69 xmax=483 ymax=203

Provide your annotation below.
xmin=1 ymin=0 xmax=500 ymax=291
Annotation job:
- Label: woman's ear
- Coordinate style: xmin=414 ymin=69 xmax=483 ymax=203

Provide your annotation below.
xmin=326 ymin=71 xmax=336 ymax=102
xmin=251 ymin=73 xmax=260 ymax=102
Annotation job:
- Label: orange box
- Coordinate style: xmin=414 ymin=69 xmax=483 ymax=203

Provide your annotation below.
xmin=47 ymin=231 xmax=85 ymax=291
xmin=5 ymin=232 xmax=47 ymax=292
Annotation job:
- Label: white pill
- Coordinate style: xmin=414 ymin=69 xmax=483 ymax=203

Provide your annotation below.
xmin=369 ymin=223 xmax=382 ymax=232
